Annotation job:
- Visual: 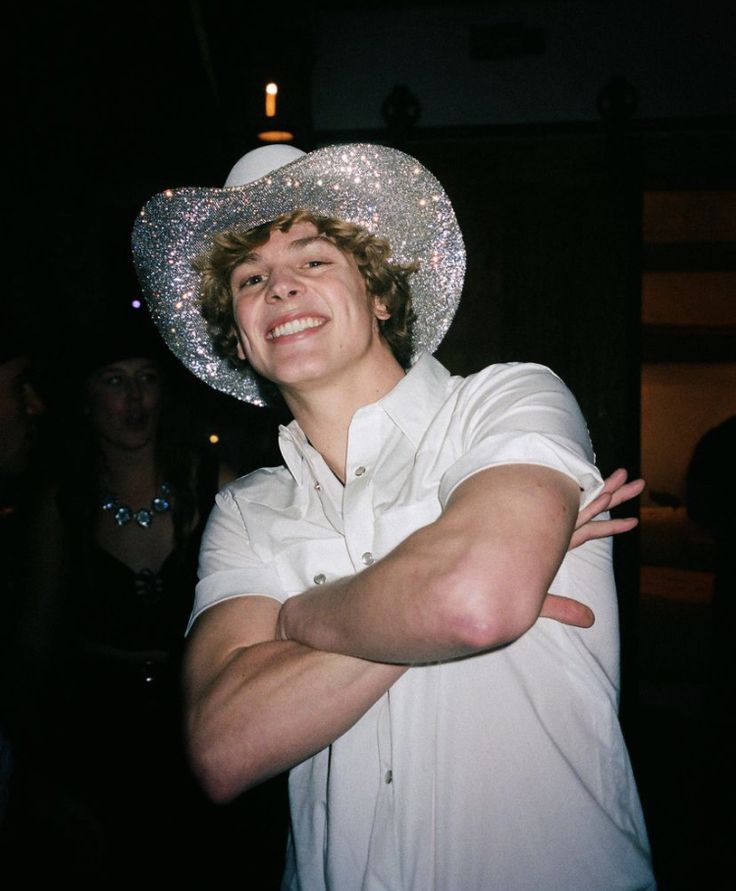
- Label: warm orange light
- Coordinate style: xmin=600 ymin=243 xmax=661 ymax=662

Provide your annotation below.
xmin=208 ymin=433 xmax=220 ymax=445
xmin=258 ymin=129 xmax=295 ymax=143
xmin=265 ymin=82 xmax=278 ymax=118
xmin=259 ymin=81 xmax=293 ymax=142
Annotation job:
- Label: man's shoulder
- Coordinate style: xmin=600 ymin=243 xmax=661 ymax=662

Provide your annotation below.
xmin=219 ymin=463 xmax=297 ymax=509
xmin=409 ymin=353 xmax=566 ymax=409
xmin=448 ymin=360 xmax=570 ymax=405
xmin=461 ymin=359 xmax=563 ymax=384
xmin=438 ymin=359 xmax=594 ymax=467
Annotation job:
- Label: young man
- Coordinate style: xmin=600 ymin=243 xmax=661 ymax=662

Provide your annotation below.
xmin=133 ymin=143 xmax=654 ymax=890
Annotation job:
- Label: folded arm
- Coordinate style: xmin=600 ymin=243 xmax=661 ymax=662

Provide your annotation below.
xmin=185 ymin=464 xmax=639 ymax=801
xmin=184 ymin=596 xmax=406 ymax=802
xmin=279 ymin=463 xmax=580 ymax=664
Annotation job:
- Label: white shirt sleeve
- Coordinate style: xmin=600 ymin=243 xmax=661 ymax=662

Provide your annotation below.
xmin=187 ymin=486 xmax=284 ymax=634
xmin=438 ymin=363 xmax=604 ymax=508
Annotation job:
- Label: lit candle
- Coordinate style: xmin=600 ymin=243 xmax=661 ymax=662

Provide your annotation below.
xmin=265 ymin=82 xmax=278 ymax=118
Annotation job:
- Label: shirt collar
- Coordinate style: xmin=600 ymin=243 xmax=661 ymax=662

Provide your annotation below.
xmin=278 ymin=421 xmax=309 ymax=486
xmin=278 ymin=352 xmax=451 ymax=485
xmin=374 ymin=352 xmax=451 ymax=448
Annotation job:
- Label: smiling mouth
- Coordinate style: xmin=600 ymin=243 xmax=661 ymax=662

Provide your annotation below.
xmin=267 ymin=317 xmax=326 ymax=341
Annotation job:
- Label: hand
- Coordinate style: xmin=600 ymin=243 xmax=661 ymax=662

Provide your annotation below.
xmin=541 ymin=469 xmax=645 ymax=629
xmin=569 ymin=468 xmax=645 ymax=551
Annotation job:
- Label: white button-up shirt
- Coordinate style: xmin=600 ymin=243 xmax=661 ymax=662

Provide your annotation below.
xmin=193 ymin=353 xmax=654 ymax=891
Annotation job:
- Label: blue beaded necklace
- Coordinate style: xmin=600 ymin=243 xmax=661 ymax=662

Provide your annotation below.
xmin=101 ymin=481 xmax=173 ymax=529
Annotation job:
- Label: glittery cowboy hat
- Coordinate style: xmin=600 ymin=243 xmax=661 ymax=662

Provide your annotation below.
xmin=131 ymin=142 xmax=465 ymax=405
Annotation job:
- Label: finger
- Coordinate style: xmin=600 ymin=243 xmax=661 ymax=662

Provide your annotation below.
xmin=606 ymin=478 xmax=645 ymax=511
xmin=540 ymin=593 xmax=595 ymax=628
xmin=575 ymin=472 xmax=646 ymax=530
xmin=569 ymin=516 xmax=638 ymax=550
xmin=574 ymin=491 xmax=612 ymax=530
xmin=600 ymin=467 xmax=629 ymax=495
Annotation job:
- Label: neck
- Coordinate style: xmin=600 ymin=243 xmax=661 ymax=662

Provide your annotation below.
xmin=99 ymin=439 xmax=158 ymax=492
xmin=282 ymin=353 xmax=405 ymax=483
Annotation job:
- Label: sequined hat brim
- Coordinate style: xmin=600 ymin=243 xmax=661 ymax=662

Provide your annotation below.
xmin=132 ymin=143 xmax=466 ymax=406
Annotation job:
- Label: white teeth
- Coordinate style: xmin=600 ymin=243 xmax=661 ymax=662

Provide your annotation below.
xmin=269 ymin=317 xmax=325 ymax=339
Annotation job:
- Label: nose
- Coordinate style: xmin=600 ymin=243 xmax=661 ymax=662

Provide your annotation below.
xmin=266 ymin=267 xmax=301 ymax=303
xmin=125 ymin=378 xmax=143 ymax=402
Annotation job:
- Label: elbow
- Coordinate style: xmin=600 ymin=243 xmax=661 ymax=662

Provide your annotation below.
xmin=451 ymin=604 xmax=536 ymax=653
xmin=188 ymin=729 xmax=241 ymax=805
xmin=187 ymin=710 xmax=261 ymax=805
xmin=197 ymin=772 xmax=238 ymax=806
xmin=437 ymin=563 xmax=543 ymax=654
xmin=192 ymin=766 xmax=239 ymax=807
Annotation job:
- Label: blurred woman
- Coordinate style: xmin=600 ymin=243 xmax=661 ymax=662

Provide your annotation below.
xmin=14 ymin=303 xmax=286 ymax=885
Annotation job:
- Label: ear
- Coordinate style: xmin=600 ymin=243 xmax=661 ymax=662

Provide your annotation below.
xmin=373 ymin=297 xmax=391 ymax=321
xmin=236 ymin=338 xmax=246 ymax=361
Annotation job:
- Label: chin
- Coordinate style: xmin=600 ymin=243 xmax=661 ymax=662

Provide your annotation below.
xmin=110 ymin=429 xmax=155 ymax=451
xmin=253 ymin=356 xmax=322 ymax=388
xmin=272 ymin=364 xmax=334 ymax=390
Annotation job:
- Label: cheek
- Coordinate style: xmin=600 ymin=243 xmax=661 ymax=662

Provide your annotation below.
xmin=88 ymin=393 xmax=123 ymax=427
xmin=143 ymin=387 xmax=163 ymax=412
xmin=234 ymin=306 xmax=258 ymax=360
xmin=239 ymin=337 xmax=267 ymax=375
xmin=236 ymin=336 xmax=247 ymax=361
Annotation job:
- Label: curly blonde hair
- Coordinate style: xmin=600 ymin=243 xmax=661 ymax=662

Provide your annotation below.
xmin=194 ymin=210 xmax=418 ymax=370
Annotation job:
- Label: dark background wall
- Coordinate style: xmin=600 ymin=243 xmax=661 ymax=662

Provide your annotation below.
xmin=7 ymin=0 xmax=733 ymax=469
xmin=6 ymin=0 xmax=732 ymax=313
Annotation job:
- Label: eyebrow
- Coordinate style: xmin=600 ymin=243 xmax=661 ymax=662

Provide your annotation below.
xmin=239 ymin=234 xmax=336 ymax=265
xmin=98 ymin=362 xmax=158 ymax=374
xmin=288 ymin=234 xmax=335 ymax=251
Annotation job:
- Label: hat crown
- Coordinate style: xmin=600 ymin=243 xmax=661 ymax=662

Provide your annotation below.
xmin=223 ymin=144 xmax=306 ymax=187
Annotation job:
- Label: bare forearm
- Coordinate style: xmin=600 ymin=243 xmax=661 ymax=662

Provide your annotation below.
xmin=279 ymin=465 xmax=579 ymax=663
xmin=187 ymin=637 xmax=405 ymax=802
xmin=278 ymin=531 xmax=479 ymax=664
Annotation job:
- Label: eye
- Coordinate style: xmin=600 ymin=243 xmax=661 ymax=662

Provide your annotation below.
xmin=237 ymin=272 xmax=265 ymax=290
xmin=102 ymin=375 xmax=123 ymax=387
xmin=305 ymin=258 xmax=333 ymax=271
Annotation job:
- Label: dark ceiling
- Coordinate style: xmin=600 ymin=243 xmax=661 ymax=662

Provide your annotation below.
xmin=6 ymin=1 xmax=320 ymax=320
xmin=5 ymin=0 xmax=734 ymax=326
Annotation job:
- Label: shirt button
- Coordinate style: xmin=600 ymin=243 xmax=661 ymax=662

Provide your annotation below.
xmin=361 ymin=552 xmax=374 ymax=566
xmin=313 ymin=573 xmax=326 ymax=585
xmin=385 ymin=770 xmax=393 ymax=784
xmin=354 ymin=465 xmax=366 ymax=477
xmin=314 ymin=481 xmax=321 ymax=491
